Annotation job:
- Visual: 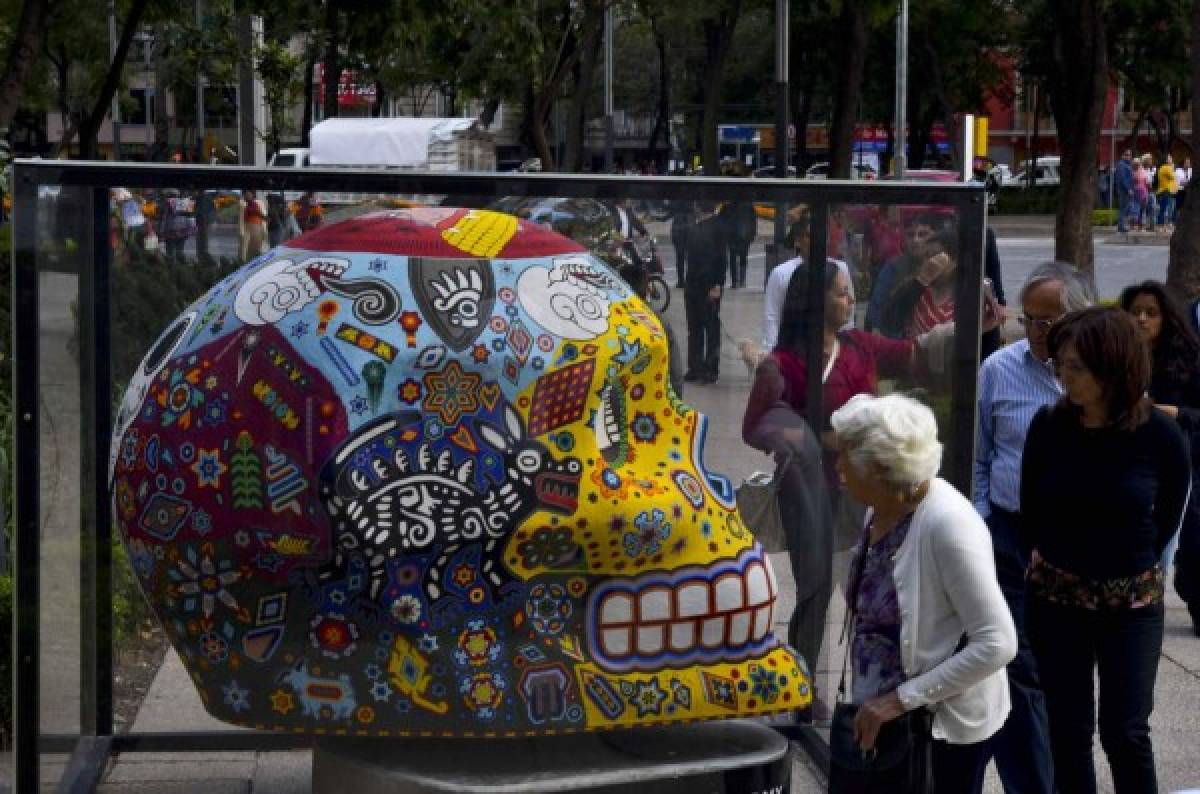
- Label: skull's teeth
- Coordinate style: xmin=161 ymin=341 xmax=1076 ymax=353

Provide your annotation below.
xmin=593 ymin=557 xmax=777 ymax=660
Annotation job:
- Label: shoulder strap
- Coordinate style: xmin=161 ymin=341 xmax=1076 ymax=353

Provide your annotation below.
xmin=836 ymin=515 xmax=873 ymax=702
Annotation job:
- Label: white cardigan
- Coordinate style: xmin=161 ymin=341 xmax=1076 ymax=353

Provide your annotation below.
xmin=881 ymin=478 xmax=1018 ymax=744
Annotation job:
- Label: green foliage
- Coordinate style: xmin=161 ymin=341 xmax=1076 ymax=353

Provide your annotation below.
xmin=111 ymin=536 xmax=154 ymax=648
xmin=0 ymin=573 xmax=11 ymax=745
xmin=994 ymin=186 xmax=1060 ymax=215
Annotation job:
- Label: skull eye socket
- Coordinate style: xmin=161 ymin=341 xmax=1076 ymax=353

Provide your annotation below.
xmin=516 ymin=449 xmax=542 ymax=473
xmin=575 ymin=295 xmax=602 ymax=320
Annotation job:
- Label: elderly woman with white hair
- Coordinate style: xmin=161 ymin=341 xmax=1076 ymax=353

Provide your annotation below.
xmin=830 ymin=393 xmax=1017 ymax=793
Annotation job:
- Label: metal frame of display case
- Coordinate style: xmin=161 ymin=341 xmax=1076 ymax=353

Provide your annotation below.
xmin=10 ymin=160 xmax=987 ymax=793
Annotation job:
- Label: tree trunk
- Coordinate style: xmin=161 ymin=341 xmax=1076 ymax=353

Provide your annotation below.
xmin=527 ymin=10 xmax=591 ymax=172
xmin=828 ymin=0 xmax=867 ymax=178
xmin=0 ymin=0 xmax=50 ymax=132
xmin=1166 ymin=1 xmax=1200 ymax=299
xmin=151 ymin=25 xmax=170 ymax=160
xmin=1028 ymin=82 xmax=1042 ymax=187
xmin=1045 ymin=0 xmax=1107 ymax=275
xmin=644 ymin=15 xmax=670 ymax=168
xmin=562 ymin=3 xmax=604 ymax=172
xmin=73 ymin=0 xmax=150 ymax=159
xmin=322 ymin=1 xmax=341 ymax=120
xmin=791 ymin=64 xmax=816 ymax=170
xmin=699 ymin=1 xmax=742 ymax=175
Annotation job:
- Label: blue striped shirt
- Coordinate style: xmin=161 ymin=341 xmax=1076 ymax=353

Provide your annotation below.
xmin=973 ymin=339 xmax=1062 ymax=516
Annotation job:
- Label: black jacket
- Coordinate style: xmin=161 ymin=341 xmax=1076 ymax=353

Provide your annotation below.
xmin=684 ymin=214 xmax=728 ymax=292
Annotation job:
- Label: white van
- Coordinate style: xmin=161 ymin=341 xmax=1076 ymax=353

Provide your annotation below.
xmin=1010 ymin=156 xmax=1060 ymax=187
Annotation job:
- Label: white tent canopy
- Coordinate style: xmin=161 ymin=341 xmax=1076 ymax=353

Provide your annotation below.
xmin=308 ymin=117 xmax=484 ymax=168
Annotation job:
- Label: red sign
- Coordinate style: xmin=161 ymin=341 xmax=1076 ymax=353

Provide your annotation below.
xmin=315 ymin=64 xmax=377 ymax=109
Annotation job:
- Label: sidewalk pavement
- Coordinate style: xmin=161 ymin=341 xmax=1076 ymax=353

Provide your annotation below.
xmin=83 ymin=256 xmax=1200 ymax=793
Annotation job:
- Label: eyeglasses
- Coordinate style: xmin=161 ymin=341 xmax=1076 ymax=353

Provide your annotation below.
xmin=1017 ymin=314 xmax=1061 ymax=333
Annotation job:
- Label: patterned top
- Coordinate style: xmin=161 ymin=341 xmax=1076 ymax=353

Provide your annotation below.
xmin=849 ymin=514 xmax=914 ymax=704
xmin=907 ymin=287 xmax=956 ymax=337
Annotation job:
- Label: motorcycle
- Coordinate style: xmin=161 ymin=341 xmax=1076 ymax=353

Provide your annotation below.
xmin=599 ymin=231 xmax=671 ymax=314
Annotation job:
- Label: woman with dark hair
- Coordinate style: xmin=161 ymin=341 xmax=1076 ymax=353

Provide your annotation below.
xmin=1120 ymin=281 xmax=1200 ymax=636
xmin=741 ymin=260 xmax=945 ymax=674
xmin=1021 ymin=307 xmax=1190 ymax=793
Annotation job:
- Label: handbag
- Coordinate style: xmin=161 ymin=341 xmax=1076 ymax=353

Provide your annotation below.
xmin=827 ymin=523 xmax=933 ymax=794
xmin=735 ymin=452 xmax=793 ymax=553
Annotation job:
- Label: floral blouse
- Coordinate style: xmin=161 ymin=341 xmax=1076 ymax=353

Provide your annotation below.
xmin=848 ymin=514 xmax=913 ymax=704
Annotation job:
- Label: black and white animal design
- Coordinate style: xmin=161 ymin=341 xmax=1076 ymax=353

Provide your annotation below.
xmin=315 ymin=404 xmax=582 ymax=607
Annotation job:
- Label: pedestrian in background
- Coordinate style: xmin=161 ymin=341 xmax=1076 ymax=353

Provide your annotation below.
xmin=1175 ymin=157 xmax=1192 ymax=223
xmin=831 ymin=393 xmax=1016 ymax=794
xmin=669 ymin=200 xmax=693 ymax=288
xmin=683 ymin=201 xmax=727 ymax=384
xmin=722 ymin=199 xmax=756 ymax=289
xmin=973 ymin=260 xmax=1094 ymax=794
xmin=1132 ymin=158 xmax=1150 ymax=231
xmin=1120 ymin=281 xmax=1200 ymax=637
xmin=239 ymin=189 xmax=268 ymax=261
xmin=1155 ymin=154 xmax=1177 ymax=233
xmin=1115 ymin=150 xmax=1134 ymax=234
xmin=1022 ymin=307 xmax=1190 ymax=794
xmin=1141 ymin=154 xmax=1157 ymax=231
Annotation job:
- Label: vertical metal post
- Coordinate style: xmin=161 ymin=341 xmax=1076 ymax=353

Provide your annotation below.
xmin=894 ymin=0 xmax=908 ymax=178
xmin=12 ymin=164 xmax=42 ymax=794
xmin=804 ymin=205 xmax=829 ymax=421
xmin=108 ymin=0 xmax=121 ymax=160
xmin=773 ymin=0 xmax=790 ymax=258
xmin=962 ymin=113 xmax=975 ymax=182
xmin=949 ymin=191 xmax=986 ymax=494
xmin=237 ymin=12 xmax=256 ymax=165
xmin=80 ymin=188 xmax=114 ymax=738
xmin=604 ymin=5 xmax=615 ymax=173
xmin=195 ymin=0 xmax=205 ymax=161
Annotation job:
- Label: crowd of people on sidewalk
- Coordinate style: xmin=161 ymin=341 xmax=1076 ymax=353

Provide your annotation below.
xmin=108 ymin=186 xmax=322 ymax=264
xmin=730 ymin=204 xmax=1199 ymax=792
xmin=1114 ymin=148 xmax=1192 ymax=234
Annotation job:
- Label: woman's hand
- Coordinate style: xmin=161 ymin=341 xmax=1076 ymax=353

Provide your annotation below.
xmin=1156 ymin=403 xmax=1180 ymax=419
xmin=916 ymin=251 xmax=953 ymax=286
xmin=852 ymin=691 xmax=907 ymax=752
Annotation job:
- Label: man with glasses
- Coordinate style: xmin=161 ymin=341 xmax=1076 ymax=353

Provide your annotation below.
xmin=973 ymin=260 xmax=1094 ymax=794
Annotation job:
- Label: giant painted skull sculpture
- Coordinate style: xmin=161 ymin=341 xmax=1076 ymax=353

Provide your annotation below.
xmin=110 ymin=207 xmax=811 ymax=735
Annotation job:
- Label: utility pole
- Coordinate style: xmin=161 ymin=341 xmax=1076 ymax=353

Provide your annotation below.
xmin=195 ymin=0 xmax=205 ymax=161
xmin=108 ymin=0 xmax=122 ymax=160
xmin=603 ymin=5 xmax=614 ymax=173
xmin=893 ymin=0 xmax=908 ymax=178
xmin=773 ymin=0 xmax=789 ymax=272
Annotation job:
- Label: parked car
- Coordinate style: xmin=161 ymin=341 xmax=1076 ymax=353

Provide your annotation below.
xmin=805 ymin=162 xmax=877 ymax=180
xmin=1008 ymin=156 xmax=1061 ymax=188
xmin=752 ymin=165 xmax=799 ymax=178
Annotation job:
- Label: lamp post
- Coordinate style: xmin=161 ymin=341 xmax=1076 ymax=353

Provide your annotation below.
xmin=604 ymin=5 xmax=614 ymax=172
xmin=894 ymin=0 xmax=908 ymax=178
xmin=773 ymin=0 xmax=789 ymax=263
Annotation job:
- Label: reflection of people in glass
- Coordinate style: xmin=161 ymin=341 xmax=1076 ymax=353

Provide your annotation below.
xmin=1022 ymin=308 xmax=1189 ymax=794
xmin=683 ymin=202 xmax=727 ymax=384
xmin=745 ymin=260 xmax=939 ymax=468
xmin=879 ymin=227 xmax=959 ymax=339
xmin=831 ymin=394 xmax=1016 ymax=794
xmin=741 ymin=260 xmax=947 ymax=676
xmin=865 ymin=211 xmax=947 ymax=334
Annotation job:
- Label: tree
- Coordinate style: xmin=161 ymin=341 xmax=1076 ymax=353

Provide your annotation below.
xmin=0 ymin=0 xmax=52 ymax=132
xmin=828 ymin=0 xmax=867 ymax=177
xmin=1166 ymin=2 xmax=1200 ymax=299
xmin=1027 ymin=0 xmax=1108 ymax=275
xmin=692 ymin=0 xmax=742 ymax=174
